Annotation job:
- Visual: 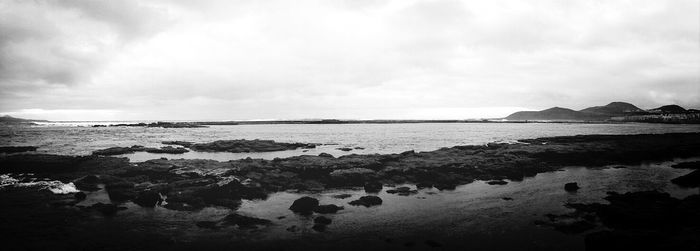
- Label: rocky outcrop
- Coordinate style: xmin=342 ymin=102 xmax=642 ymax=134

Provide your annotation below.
xmin=289 ymin=196 xmax=319 ymax=215
xmin=92 ymin=145 xmax=189 ymax=155
xmin=671 ymin=170 xmax=700 ymax=187
xmin=189 ymin=139 xmax=316 ymax=153
xmin=0 ymin=146 xmax=37 ymax=154
xmin=564 ymin=182 xmax=580 ymax=192
xmin=349 ymin=196 xmax=382 ymax=207
xmin=542 ymin=191 xmax=700 ymax=250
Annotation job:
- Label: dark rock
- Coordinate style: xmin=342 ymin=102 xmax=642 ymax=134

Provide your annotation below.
xmin=487 ymin=180 xmax=508 ymax=185
xmin=73 ymin=175 xmax=101 ymax=191
xmin=329 ymin=168 xmax=376 ymax=185
xmin=502 ymin=197 xmax=513 ymax=201
xmin=0 ymin=146 xmax=37 ymax=153
xmin=363 ymin=181 xmax=383 ymax=193
xmin=196 ymin=221 xmax=219 ymax=229
xmin=286 ymin=225 xmax=299 ymax=232
xmin=671 ymin=170 xmax=700 ymax=187
xmin=162 ymin=141 xmax=194 ymax=147
xmin=425 ymin=240 xmax=443 ymax=248
xmin=289 ymin=196 xmax=319 ymax=215
xmin=349 ymin=195 xmax=382 ymax=207
xmin=416 ymin=182 xmax=433 ymax=189
xmin=386 ymin=186 xmax=418 ymax=196
xmin=88 ymin=203 xmax=127 ymax=216
xmin=190 ymin=139 xmax=316 ymax=153
xmin=133 ymin=191 xmax=162 ymax=207
xmin=92 ymin=146 xmax=137 ymax=156
xmin=318 ymin=153 xmax=334 ymax=158
xmin=104 ymin=179 xmax=136 ymax=202
xmin=565 ymin=182 xmax=580 ymax=192
xmin=332 ymin=194 xmax=352 ymax=199
xmin=314 ymin=216 xmax=332 ymax=225
xmin=222 ymin=213 xmax=271 ymax=229
xmin=336 ymin=147 xmax=353 ymax=151
xmin=671 ymin=161 xmax=700 ymax=170
xmin=144 ymin=146 xmax=189 ymax=154
xmin=313 ymin=204 xmax=344 ymax=214
xmin=611 ymin=165 xmax=627 ymax=169
xmin=312 ymin=224 xmax=326 ymax=232
xmin=74 ymin=192 xmax=87 ymax=200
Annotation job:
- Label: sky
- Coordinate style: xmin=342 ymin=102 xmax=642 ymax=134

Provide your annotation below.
xmin=0 ymin=0 xmax=698 ymax=121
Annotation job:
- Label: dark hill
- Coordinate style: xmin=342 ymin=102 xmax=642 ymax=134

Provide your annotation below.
xmin=0 ymin=115 xmax=48 ymax=123
xmin=648 ymin=105 xmax=687 ymax=114
xmin=505 ymin=107 xmax=604 ymax=121
xmin=580 ymin=102 xmax=646 ymax=116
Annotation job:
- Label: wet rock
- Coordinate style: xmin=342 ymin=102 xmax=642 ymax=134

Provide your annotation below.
xmin=196 ymin=221 xmax=219 ymax=229
xmin=88 ymin=203 xmax=127 ymax=216
xmin=329 ymin=168 xmax=376 ymax=185
xmin=434 ymin=183 xmax=458 ymax=191
xmin=222 ymin=213 xmax=271 ymax=229
xmin=162 ymin=141 xmax=194 ymax=148
xmin=318 ymin=153 xmax=334 ymax=158
xmin=0 ymin=146 xmax=37 ymax=154
xmin=289 ymin=196 xmax=319 ymax=215
xmin=92 ymin=146 xmax=138 ymax=156
xmin=190 ymin=139 xmax=316 ymax=153
xmin=313 ymin=204 xmax=344 ymax=214
xmin=286 ymin=225 xmax=299 ymax=232
xmin=133 ymin=190 xmax=162 ymax=207
xmin=363 ymin=181 xmax=383 ymax=193
xmin=671 ymin=170 xmax=700 ymax=187
xmin=74 ymin=192 xmax=87 ymax=201
xmin=425 ymin=240 xmax=443 ymax=248
xmin=314 ymin=216 xmax=332 ymax=225
xmin=386 ymin=186 xmax=418 ymax=196
xmin=416 ymin=182 xmax=433 ymax=189
xmin=73 ymin=175 xmax=101 ymax=191
xmin=349 ymin=195 xmax=382 ymax=207
xmin=564 ymin=182 xmax=580 ymax=192
xmin=144 ymin=146 xmax=189 ymax=154
xmin=672 ymin=161 xmax=700 ymax=170
xmin=104 ymin=179 xmax=136 ymax=202
xmin=487 ymin=180 xmax=508 ymax=185
xmin=332 ymin=194 xmax=352 ymax=199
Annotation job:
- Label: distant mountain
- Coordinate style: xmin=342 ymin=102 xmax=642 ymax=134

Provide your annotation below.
xmin=648 ymin=105 xmax=687 ymax=114
xmin=579 ymin=102 xmax=646 ymax=116
xmin=505 ymin=107 xmax=604 ymax=121
xmin=0 ymin=115 xmax=48 ymax=123
xmin=505 ymin=102 xmax=697 ymax=122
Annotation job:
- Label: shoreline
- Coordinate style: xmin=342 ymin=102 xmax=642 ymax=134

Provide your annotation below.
xmin=1 ymin=132 xmax=700 ymax=250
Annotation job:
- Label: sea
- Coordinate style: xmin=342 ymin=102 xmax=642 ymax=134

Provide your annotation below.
xmin=1 ymin=121 xmax=699 ymax=161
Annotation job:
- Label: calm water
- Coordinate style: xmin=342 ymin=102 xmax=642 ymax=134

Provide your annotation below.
xmin=72 ymin=158 xmax=699 ymax=250
xmin=1 ymin=123 xmax=699 ymax=161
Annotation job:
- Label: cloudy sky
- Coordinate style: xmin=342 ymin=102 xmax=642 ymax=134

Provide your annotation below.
xmin=1 ymin=0 xmax=698 ymax=121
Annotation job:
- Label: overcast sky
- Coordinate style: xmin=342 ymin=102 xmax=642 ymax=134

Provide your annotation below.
xmin=1 ymin=0 xmax=698 ymax=121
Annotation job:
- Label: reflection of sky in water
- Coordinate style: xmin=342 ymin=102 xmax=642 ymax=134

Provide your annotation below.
xmin=2 ymin=123 xmax=700 ymax=162
xmin=73 ymin=159 xmax=698 ymax=250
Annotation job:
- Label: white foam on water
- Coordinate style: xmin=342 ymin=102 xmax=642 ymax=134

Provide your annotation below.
xmin=0 ymin=173 xmax=79 ymax=194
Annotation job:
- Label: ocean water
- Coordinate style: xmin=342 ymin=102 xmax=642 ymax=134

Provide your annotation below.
xmin=1 ymin=122 xmax=699 ymax=161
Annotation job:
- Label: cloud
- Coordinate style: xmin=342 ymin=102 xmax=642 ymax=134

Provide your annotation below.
xmin=0 ymin=0 xmax=698 ymax=120
xmin=0 ymin=0 xmax=169 ymax=86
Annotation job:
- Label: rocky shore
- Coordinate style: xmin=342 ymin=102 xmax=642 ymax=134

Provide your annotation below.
xmin=1 ymin=133 xmax=700 ymax=250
